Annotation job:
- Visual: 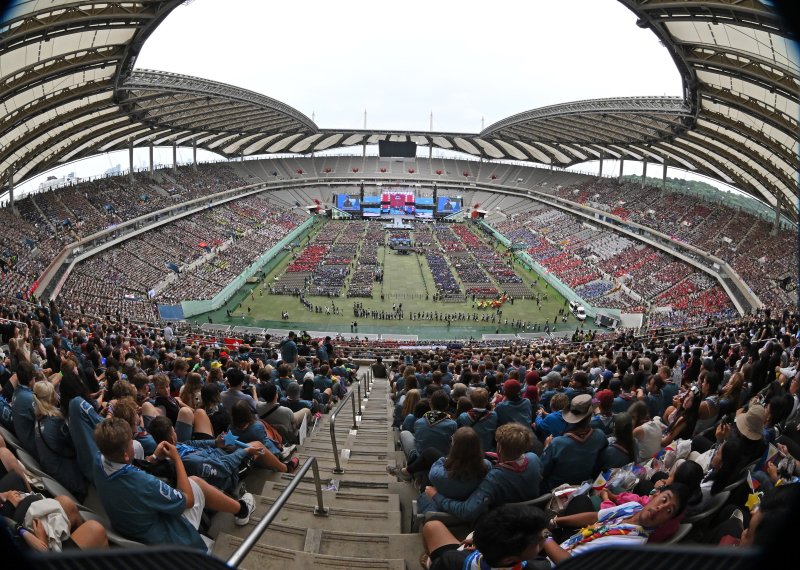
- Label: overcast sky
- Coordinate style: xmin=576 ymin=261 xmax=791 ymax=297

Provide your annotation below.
xmin=18 ymin=0 xmax=737 ymax=195
xmin=136 ymin=0 xmax=682 ymax=132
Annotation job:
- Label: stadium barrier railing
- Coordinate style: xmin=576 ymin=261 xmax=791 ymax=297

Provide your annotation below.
xmin=226 ymin=455 xmax=329 ymax=568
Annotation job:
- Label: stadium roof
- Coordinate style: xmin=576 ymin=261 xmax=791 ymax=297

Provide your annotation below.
xmin=0 ymin=0 xmax=797 ymax=218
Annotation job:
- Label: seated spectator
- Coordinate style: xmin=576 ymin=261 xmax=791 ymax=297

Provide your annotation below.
xmin=371 ymin=356 xmax=388 ymax=379
xmin=423 ymin=423 xmax=542 ymax=522
xmin=93 ymin=417 xmax=255 ymax=550
xmin=535 ymin=392 xmax=569 ymax=441
xmin=259 ymin=383 xmax=310 ymax=444
xmin=630 ymin=401 xmax=664 ymax=463
xmin=313 ymin=364 xmax=334 ymax=403
xmin=495 ymin=379 xmax=533 ymax=430
xmin=421 ymin=503 xmax=547 ymax=570
xmin=400 ymin=390 xmax=457 ymax=461
xmin=541 ymin=483 xmax=692 ymax=563
xmin=147 ymin=415 xmax=258 ymax=495
xmin=599 ymin=412 xmax=637 ymax=471
xmin=612 ymin=374 xmax=637 ymax=413
xmin=281 ymin=381 xmax=318 ymax=414
xmin=456 ymin=388 xmax=498 ymax=452
xmin=112 ymin=397 xmax=157 ymax=458
xmin=32 ymin=381 xmax=86 ymax=500
xmin=200 ymin=383 xmax=230 ymax=437
xmin=178 ymin=372 xmax=203 ymax=410
xmin=540 ymin=394 xmax=608 ymax=492
xmin=590 ymin=389 xmax=615 ymax=435
xmin=415 ymin=427 xmax=492 ymax=513
xmin=220 ymin=368 xmax=263 ymax=415
xmin=1 ymin=491 xmax=107 ymax=551
xmin=152 ymin=374 xmax=214 ymax=442
xmin=12 ymin=361 xmax=38 ymax=460
xmin=229 ymin=400 xmax=299 ymax=473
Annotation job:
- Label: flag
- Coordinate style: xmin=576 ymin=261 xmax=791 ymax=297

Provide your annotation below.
xmin=592 ymin=471 xmax=607 ymax=492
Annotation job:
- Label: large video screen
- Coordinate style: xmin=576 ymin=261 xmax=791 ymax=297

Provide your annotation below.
xmin=416 ymin=196 xmax=434 ymax=206
xmin=362 ymin=207 xmax=382 ymax=217
xmin=337 ymin=194 xmax=361 ymax=211
xmin=362 ymin=196 xmax=381 ymax=205
xmin=381 ymin=191 xmax=415 ymax=215
xmin=415 ymin=210 xmax=433 ymax=219
xmin=437 ymin=196 xmax=461 ymax=214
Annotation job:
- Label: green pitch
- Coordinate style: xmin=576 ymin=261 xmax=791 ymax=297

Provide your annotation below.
xmin=195 ymin=221 xmax=585 ymax=339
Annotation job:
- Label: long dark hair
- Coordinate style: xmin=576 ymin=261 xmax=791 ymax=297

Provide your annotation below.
xmin=613 ymin=412 xmax=636 ymax=462
xmin=444 ymin=427 xmax=489 ymax=481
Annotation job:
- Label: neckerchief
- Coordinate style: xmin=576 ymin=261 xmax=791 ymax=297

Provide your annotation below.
xmin=464 ymin=550 xmax=527 ymax=570
xmin=467 ymin=408 xmax=491 ymax=424
xmin=424 ymin=410 xmax=449 ymax=426
xmin=495 ymin=455 xmax=529 ymax=474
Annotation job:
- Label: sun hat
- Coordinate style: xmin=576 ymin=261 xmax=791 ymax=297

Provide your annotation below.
xmin=735 ymin=404 xmax=766 ymax=440
xmin=563 ymin=394 xmax=594 ymax=424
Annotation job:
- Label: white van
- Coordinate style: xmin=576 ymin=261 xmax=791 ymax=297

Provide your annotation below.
xmin=569 ymin=300 xmax=587 ymax=322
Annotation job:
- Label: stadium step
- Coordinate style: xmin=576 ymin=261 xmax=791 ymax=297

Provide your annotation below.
xmin=214 ymin=527 xmax=424 ymax=566
xmin=223 ymin=496 xmax=402 ymax=536
xmin=212 ymin=535 xmax=407 ymax=570
xmin=259 ymin=481 xmax=400 ymax=511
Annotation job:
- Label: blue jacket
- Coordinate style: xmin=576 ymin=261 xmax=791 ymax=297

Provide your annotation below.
xmin=401 ymin=413 xmax=416 ymax=433
xmin=535 ymin=410 xmax=566 ymax=439
xmin=417 ymin=456 xmax=491 ymax=513
xmin=280 ymin=339 xmax=298 ymax=364
xmin=68 ymin=396 xmax=104 ymax=481
xmin=12 ymin=385 xmax=37 ymax=459
xmin=540 ymin=429 xmax=608 ymax=492
xmin=590 ymin=413 xmax=615 ymax=436
xmin=413 ymin=412 xmax=457 ymax=456
xmin=456 ymin=409 xmax=498 ymax=452
xmin=599 ymin=442 xmax=635 ymax=472
xmin=431 ymin=453 xmax=542 ymax=521
xmin=612 ymin=393 xmax=635 ymax=414
xmin=176 ymin=440 xmax=249 ymax=494
xmin=495 ymin=397 xmax=532 ymax=429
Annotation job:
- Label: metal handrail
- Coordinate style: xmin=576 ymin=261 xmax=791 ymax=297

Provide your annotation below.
xmin=329 ymin=381 xmax=359 ymax=474
xmin=226 ymin=456 xmax=328 ymax=568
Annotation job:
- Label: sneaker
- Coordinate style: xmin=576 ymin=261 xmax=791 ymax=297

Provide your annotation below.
xmin=234 ymin=492 xmax=255 ymax=526
xmin=386 ymin=465 xmax=412 ymax=481
xmin=279 ymin=444 xmax=297 ymax=460
xmin=285 ymin=457 xmax=300 ymax=473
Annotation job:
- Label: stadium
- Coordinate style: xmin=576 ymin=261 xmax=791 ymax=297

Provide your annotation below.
xmin=0 ymin=1 xmax=798 ymax=569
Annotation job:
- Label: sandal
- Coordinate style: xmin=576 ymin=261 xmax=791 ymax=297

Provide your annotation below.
xmin=419 ymin=553 xmax=431 ymax=569
xmin=285 ymin=457 xmax=300 ymax=473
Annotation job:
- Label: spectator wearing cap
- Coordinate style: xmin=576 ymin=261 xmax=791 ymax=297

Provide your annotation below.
xmin=540 ymin=371 xmax=570 ymax=413
xmin=590 ymin=390 xmax=615 ymax=435
xmin=495 ymin=379 xmax=533 ymax=432
xmin=540 ymin=394 xmax=608 ymax=492
xmin=523 ymin=370 xmax=540 ymax=410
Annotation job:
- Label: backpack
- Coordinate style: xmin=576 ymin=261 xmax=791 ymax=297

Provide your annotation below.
xmin=259 ymin=418 xmax=283 ymax=449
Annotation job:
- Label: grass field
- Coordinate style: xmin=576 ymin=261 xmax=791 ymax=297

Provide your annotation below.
xmin=195 ymin=221 xmax=588 ymax=339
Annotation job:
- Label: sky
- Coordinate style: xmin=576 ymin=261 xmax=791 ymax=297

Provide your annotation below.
xmin=12 ymin=0 xmax=743 ymax=196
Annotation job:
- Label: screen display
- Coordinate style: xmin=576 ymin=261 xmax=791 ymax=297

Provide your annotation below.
xmin=437 ymin=196 xmax=461 ymax=214
xmin=362 ymin=196 xmax=381 ymax=205
xmin=416 ymin=196 xmax=434 ymax=206
xmin=415 ymin=210 xmax=433 ymax=219
xmin=362 ymin=207 xmax=382 ymax=217
xmin=337 ymin=195 xmax=361 ymax=211
xmin=381 ymin=192 xmax=415 ymax=215
xmin=378 ymin=140 xmax=416 ymax=158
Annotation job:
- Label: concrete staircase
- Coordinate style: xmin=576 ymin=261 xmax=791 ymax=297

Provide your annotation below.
xmin=212 ymin=373 xmax=423 ymax=569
